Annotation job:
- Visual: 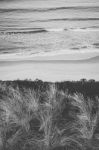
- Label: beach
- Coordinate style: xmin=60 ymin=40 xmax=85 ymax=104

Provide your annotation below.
xmin=0 ymin=1 xmax=99 ymax=150
xmin=0 ymin=52 xmax=99 ymax=81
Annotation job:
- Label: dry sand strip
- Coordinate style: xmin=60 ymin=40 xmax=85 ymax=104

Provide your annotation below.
xmin=0 ymin=55 xmax=99 ymax=81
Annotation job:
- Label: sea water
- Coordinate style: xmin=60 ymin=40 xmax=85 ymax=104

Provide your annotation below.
xmin=0 ymin=0 xmax=99 ymax=58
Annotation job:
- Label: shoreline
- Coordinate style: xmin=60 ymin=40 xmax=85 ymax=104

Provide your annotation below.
xmin=0 ymin=59 xmax=99 ymax=81
xmin=0 ymin=50 xmax=99 ymax=82
xmin=0 ymin=49 xmax=99 ymax=61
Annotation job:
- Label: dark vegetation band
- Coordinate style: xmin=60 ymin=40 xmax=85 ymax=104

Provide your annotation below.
xmin=0 ymin=79 xmax=99 ymax=150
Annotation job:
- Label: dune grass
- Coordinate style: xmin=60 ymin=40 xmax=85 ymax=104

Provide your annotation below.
xmin=0 ymin=82 xmax=99 ymax=150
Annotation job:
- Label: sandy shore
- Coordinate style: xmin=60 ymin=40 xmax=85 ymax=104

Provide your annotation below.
xmin=0 ymin=53 xmax=99 ymax=81
xmin=0 ymin=51 xmax=99 ymax=81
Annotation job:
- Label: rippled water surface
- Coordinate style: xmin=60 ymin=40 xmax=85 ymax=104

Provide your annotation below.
xmin=0 ymin=0 xmax=99 ymax=57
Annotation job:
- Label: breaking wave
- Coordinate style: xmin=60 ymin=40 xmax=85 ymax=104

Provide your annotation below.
xmin=1 ymin=26 xmax=99 ymax=35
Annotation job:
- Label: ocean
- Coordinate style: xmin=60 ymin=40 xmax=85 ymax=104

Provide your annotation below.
xmin=0 ymin=0 xmax=99 ymax=59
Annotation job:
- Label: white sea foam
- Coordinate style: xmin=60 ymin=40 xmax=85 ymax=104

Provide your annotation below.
xmin=72 ymin=28 xmax=99 ymax=32
xmin=45 ymin=27 xmax=99 ymax=33
xmin=46 ymin=28 xmax=64 ymax=32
